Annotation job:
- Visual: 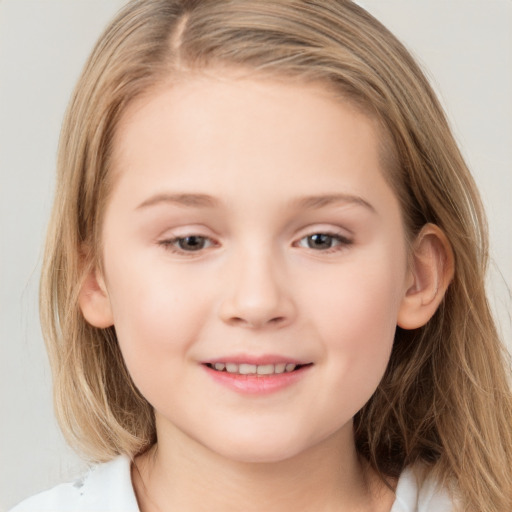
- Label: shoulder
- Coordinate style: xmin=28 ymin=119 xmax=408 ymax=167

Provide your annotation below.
xmin=9 ymin=455 xmax=139 ymax=512
xmin=391 ymin=466 xmax=456 ymax=512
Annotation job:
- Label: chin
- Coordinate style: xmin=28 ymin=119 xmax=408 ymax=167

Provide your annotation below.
xmin=218 ymin=446 xmax=303 ymax=465
xmin=203 ymin=430 xmax=319 ymax=465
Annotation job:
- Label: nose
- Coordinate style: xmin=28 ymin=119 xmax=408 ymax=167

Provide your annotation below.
xmin=218 ymin=248 xmax=296 ymax=329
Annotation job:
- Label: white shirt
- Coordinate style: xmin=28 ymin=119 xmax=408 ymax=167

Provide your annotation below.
xmin=10 ymin=456 xmax=454 ymax=511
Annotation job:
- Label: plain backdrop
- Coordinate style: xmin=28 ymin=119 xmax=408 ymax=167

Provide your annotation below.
xmin=1 ymin=1 xmax=511 ymax=509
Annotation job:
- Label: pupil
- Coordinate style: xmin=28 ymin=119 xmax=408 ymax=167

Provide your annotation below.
xmin=308 ymin=234 xmax=332 ymax=249
xmin=179 ymin=236 xmax=205 ymax=251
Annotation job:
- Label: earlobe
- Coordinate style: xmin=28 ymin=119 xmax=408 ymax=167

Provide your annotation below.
xmin=78 ymin=266 xmax=114 ymax=328
xmin=397 ymin=224 xmax=454 ymax=330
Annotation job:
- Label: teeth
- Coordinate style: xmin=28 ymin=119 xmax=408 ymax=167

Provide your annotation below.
xmin=239 ymin=363 xmax=257 ymax=375
xmin=226 ymin=363 xmax=238 ymax=373
xmin=210 ymin=362 xmax=301 ymax=375
xmin=275 ymin=363 xmax=286 ymax=374
xmin=256 ymin=364 xmax=274 ymax=375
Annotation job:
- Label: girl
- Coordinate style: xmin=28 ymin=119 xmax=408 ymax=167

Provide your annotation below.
xmin=11 ymin=1 xmax=511 ymax=511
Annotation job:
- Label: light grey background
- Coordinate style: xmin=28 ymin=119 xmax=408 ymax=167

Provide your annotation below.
xmin=1 ymin=1 xmax=510 ymax=509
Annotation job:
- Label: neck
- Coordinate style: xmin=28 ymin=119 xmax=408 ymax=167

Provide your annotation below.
xmin=132 ymin=421 xmax=394 ymax=512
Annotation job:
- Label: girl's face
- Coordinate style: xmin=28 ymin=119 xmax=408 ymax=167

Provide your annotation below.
xmin=96 ymin=75 xmax=411 ymax=463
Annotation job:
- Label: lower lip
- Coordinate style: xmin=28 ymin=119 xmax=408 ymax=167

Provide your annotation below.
xmin=202 ymin=365 xmax=311 ymax=394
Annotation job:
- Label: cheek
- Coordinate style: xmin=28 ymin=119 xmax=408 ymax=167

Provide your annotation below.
xmin=306 ymin=251 xmax=406 ymax=397
xmin=103 ymin=259 xmax=209 ymax=389
xmin=311 ymin=252 xmax=404 ymax=335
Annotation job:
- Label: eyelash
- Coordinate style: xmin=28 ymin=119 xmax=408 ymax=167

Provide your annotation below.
xmin=158 ymin=231 xmax=353 ymax=256
xmin=294 ymin=232 xmax=353 ymax=253
xmin=158 ymin=235 xmax=216 ymax=255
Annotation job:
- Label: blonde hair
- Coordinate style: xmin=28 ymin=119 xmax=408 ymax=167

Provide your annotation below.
xmin=41 ymin=1 xmax=512 ymax=510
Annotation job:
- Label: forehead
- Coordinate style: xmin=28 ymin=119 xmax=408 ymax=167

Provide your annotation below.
xmin=115 ymin=69 xmax=380 ymax=146
xmin=107 ymin=73 xmax=397 ymax=217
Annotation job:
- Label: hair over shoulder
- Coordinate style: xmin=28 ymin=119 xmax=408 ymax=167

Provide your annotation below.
xmin=40 ymin=2 xmax=512 ymax=511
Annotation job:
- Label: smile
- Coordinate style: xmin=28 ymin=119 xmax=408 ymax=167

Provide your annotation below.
xmin=205 ymin=362 xmax=308 ymax=375
xmin=202 ymin=360 xmax=313 ymax=394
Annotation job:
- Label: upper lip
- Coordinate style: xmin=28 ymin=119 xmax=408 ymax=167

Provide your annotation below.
xmin=202 ymin=354 xmax=311 ymax=366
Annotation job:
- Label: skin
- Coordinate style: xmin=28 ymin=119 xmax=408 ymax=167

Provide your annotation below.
xmin=80 ymin=73 xmax=453 ymax=512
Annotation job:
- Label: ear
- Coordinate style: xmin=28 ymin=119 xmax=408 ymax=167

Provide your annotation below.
xmin=397 ymin=223 xmax=454 ymax=330
xmin=78 ymin=265 xmax=114 ymax=328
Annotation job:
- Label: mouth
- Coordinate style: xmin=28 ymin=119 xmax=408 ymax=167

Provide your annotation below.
xmin=202 ymin=358 xmax=313 ymax=394
xmin=203 ymin=362 xmax=313 ymax=376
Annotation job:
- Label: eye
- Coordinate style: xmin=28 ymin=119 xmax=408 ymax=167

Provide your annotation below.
xmin=296 ymin=232 xmax=352 ymax=251
xmin=160 ymin=235 xmax=215 ymax=253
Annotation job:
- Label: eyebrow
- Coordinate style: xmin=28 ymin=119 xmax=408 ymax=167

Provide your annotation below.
xmin=291 ymin=194 xmax=376 ymax=213
xmin=136 ymin=193 xmax=219 ymax=210
xmin=136 ymin=192 xmax=376 ymax=214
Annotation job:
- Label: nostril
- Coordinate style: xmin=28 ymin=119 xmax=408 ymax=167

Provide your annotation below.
xmin=226 ymin=315 xmax=285 ymax=328
xmin=218 ymin=286 xmax=296 ymax=328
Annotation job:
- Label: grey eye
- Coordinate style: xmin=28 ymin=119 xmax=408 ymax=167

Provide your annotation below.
xmin=296 ymin=232 xmax=351 ymax=251
xmin=304 ymin=233 xmax=338 ymax=250
xmin=176 ymin=236 xmax=209 ymax=251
